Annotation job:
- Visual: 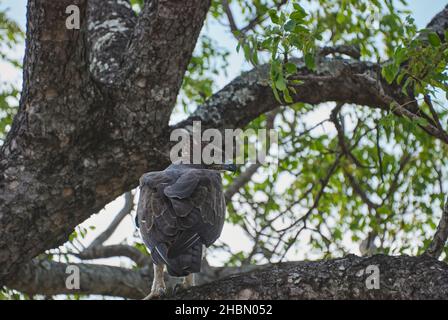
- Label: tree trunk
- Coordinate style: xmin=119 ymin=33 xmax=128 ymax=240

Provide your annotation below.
xmin=0 ymin=0 xmax=210 ymax=282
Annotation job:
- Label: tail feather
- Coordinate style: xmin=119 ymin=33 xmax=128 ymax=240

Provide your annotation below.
xmin=167 ymin=230 xmax=200 ymax=259
xmin=150 ymin=241 xmax=203 ymax=277
xmin=165 ymin=242 xmax=203 ymax=277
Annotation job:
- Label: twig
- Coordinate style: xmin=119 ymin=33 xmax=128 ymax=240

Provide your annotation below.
xmin=221 ymin=0 xmax=238 ymax=34
xmin=222 ymin=0 xmax=288 ymax=39
xmin=225 ymin=163 xmax=262 ymax=202
xmin=330 ymin=103 xmax=370 ymax=169
xmin=343 ymin=168 xmax=380 ymax=210
xmin=277 ymin=154 xmax=342 ymax=233
xmin=224 ymin=110 xmax=278 ymax=201
xmin=75 ymin=244 xmax=151 ymax=268
xmin=88 ymin=192 xmax=134 ymax=249
xmin=424 ymin=94 xmax=443 ymax=131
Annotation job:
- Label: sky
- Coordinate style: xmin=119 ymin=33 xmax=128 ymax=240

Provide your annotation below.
xmin=1 ymin=0 xmax=447 ymax=272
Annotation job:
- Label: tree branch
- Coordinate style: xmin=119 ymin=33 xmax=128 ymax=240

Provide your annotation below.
xmin=88 ymin=192 xmax=134 ymax=249
xmin=318 ymin=45 xmax=361 ymax=59
xmin=222 ymin=0 xmax=288 ymax=39
xmin=3 ymin=258 xmax=270 ymax=299
xmin=173 ymin=58 xmax=397 ymax=132
xmin=173 ymin=255 xmax=448 ymax=299
xmin=116 ymin=0 xmax=212 ymax=132
xmin=4 ymin=259 xmax=151 ymax=299
xmin=224 ymin=163 xmax=262 ymax=202
xmin=224 ymin=110 xmax=278 ymax=201
xmin=425 ymin=4 xmax=448 ymax=39
xmin=330 ymin=103 xmax=369 ymax=169
xmin=424 ymin=199 xmax=448 ymax=259
xmin=75 ymin=244 xmax=151 ymax=268
xmin=6 ymin=255 xmax=448 ymax=299
xmin=87 ymin=0 xmax=136 ymax=84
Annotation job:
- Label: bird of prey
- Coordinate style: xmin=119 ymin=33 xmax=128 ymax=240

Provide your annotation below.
xmin=136 ymin=162 xmax=237 ymax=299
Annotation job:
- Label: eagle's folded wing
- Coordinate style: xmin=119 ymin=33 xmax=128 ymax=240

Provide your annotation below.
xmin=137 ymin=168 xmax=226 ymax=271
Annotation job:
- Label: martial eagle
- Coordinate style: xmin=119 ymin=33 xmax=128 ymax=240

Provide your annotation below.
xmin=136 ymin=163 xmax=237 ymax=299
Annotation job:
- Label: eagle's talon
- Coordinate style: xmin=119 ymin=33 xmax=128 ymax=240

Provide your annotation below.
xmin=172 ymin=273 xmax=194 ymax=296
xmin=172 ymin=283 xmax=184 ymax=296
xmin=143 ymin=287 xmax=166 ymax=300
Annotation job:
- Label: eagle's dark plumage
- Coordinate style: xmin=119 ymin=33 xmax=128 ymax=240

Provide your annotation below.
xmin=136 ymin=163 xmax=230 ymax=279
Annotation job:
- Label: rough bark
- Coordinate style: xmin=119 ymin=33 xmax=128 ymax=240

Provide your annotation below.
xmin=173 ymin=255 xmax=448 ymax=300
xmin=5 ymin=255 xmax=448 ymax=299
xmin=0 ymin=0 xmax=210 ymax=282
xmin=173 ymin=58 xmax=394 ymax=132
xmin=5 ymin=259 xmax=152 ymax=299
xmin=4 ymin=257 xmax=262 ymax=299
xmin=424 ymin=200 xmax=448 ymax=259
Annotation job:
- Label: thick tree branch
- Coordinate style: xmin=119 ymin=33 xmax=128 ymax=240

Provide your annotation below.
xmin=174 ymin=58 xmax=396 ymax=132
xmin=87 ymin=0 xmax=136 ymax=84
xmin=426 ymin=4 xmax=448 ymax=39
xmin=4 ymin=259 xmax=151 ymax=299
xmin=4 ymin=258 xmax=266 ymax=299
xmin=115 ymin=0 xmax=211 ymax=133
xmin=6 ymin=255 xmax=448 ymax=300
xmin=173 ymin=255 xmax=448 ymax=299
xmin=318 ymin=45 xmax=361 ymax=59
xmin=0 ymin=0 xmax=106 ymax=282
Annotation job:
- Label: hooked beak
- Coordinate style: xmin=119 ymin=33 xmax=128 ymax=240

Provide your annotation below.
xmin=207 ymin=163 xmax=238 ymax=172
xmin=222 ymin=163 xmax=238 ymax=172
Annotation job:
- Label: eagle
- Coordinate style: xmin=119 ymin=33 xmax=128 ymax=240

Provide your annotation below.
xmin=136 ymin=162 xmax=237 ymax=299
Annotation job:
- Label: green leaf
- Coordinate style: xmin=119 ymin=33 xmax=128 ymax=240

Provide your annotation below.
xmin=304 ymin=53 xmax=315 ymax=70
xmin=336 ymin=12 xmax=345 ymax=24
xmin=285 ymin=62 xmax=297 ymax=74
xmin=275 ymin=76 xmax=287 ymax=91
xmin=428 ymin=32 xmax=441 ymax=47
xmin=415 ymin=118 xmax=429 ymax=127
xmin=284 ymin=19 xmax=296 ymax=32
xmin=282 ymin=88 xmax=293 ymax=103
xmin=290 ymin=4 xmax=307 ymax=22
xmin=381 ymin=63 xmax=399 ymax=84
xmin=268 ymin=9 xmax=279 ymax=24
xmin=394 ymin=46 xmax=407 ymax=64
xmin=271 ymin=84 xmax=282 ymax=103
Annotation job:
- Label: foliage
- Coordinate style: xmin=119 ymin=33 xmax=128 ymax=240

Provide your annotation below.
xmin=0 ymin=9 xmax=22 ymax=143
xmin=229 ymin=0 xmax=448 ymax=263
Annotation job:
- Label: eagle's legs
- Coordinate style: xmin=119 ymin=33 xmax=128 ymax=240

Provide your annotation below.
xmin=182 ymin=273 xmax=195 ymax=289
xmin=172 ymin=273 xmax=195 ymax=296
xmin=143 ymin=263 xmax=166 ymax=300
